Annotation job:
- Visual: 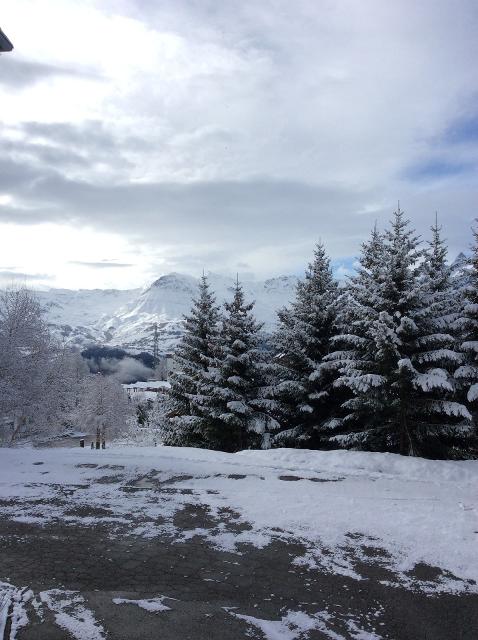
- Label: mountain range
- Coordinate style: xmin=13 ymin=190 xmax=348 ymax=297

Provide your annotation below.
xmin=36 ymin=273 xmax=298 ymax=353
xmin=34 ymin=253 xmax=471 ymax=356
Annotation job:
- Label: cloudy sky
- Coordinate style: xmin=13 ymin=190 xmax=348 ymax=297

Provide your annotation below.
xmin=1 ymin=0 xmax=477 ymax=289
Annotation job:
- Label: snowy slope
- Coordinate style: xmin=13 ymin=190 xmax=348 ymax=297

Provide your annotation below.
xmin=36 ymin=288 xmax=139 ymax=347
xmin=36 ymin=273 xmax=298 ymax=351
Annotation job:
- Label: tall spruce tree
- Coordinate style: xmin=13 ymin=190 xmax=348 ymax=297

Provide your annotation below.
xmin=328 ymin=208 xmax=470 ymax=457
xmin=210 ymin=280 xmax=265 ymax=452
xmin=325 ymin=224 xmax=389 ymax=445
xmin=415 ymin=217 xmax=473 ymax=456
xmin=455 ymin=226 xmax=478 ymax=453
xmin=268 ymin=243 xmax=339 ymax=447
xmin=164 ymin=275 xmax=221 ymax=448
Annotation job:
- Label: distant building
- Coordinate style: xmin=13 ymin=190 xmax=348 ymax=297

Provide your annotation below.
xmin=0 ymin=27 xmax=13 ymax=52
xmin=123 ymin=380 xmax=171 ymax=400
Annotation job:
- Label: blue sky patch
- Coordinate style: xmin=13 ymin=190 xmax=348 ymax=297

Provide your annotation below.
xmin=444 ymin=112 xmax=478 ymax=144
xmin=404 ymin=159 xmax=472 ymax=182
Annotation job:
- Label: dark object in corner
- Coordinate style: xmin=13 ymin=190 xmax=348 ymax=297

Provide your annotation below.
xmin=0 ymin=27 xmax=13 ymax=52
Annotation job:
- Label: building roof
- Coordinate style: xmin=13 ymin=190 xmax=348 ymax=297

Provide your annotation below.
xmin=0 ymin=28 xmax=13 ymax=52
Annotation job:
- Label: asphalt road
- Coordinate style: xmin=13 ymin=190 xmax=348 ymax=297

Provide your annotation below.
xmin=1 ymin=473 xmax=476 ymax=639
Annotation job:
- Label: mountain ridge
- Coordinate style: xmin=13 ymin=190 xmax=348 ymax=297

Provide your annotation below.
xmin=36 ymin=272 xmax=299 ymax=352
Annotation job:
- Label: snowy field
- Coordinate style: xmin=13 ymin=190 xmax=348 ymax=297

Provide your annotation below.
xmin=0 ymin=446 xmax=477 ymax=639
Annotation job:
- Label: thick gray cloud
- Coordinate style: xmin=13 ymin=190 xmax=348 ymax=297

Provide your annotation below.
xmin=0 ymin=57 xmax=100 ymax=89
xmin=0 ymin=138 xmax=476 ymax=275
xmin=0 ymin=147 xmax=373 ymax=243
xmin=20 ymin=121 xmax=150 ymax=155
xmin=0 ymin=121 xmax=138 ymax=175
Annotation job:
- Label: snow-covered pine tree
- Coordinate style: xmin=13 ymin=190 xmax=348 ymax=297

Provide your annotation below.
xmin=450 ymin=251 xmax=471 ymax=294
xmin=325 ymin=225 xmax=390 ymax=448
xmin=414 ymin=217 xmax=473 ymax=457
xmin=267 ymin=243 xmax=339 ymax=448
xmin=163 ymin=275 xmax=221 ymax=448
xmin=210 ymin=279 xmax=266 ymax=452
xmin=329 ymin=208 xmax=470 ymax=457
xmin=455 ymin=225 xmax=478 ymax=453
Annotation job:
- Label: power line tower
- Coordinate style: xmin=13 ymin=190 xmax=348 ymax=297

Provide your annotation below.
xmin=151 ymin=322 xmax=160 ymax=367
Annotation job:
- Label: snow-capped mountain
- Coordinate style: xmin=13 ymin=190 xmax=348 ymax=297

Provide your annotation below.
xmin=36 ymin=287 xmax=139 ymax=345
xmin=36 ymin=273 xmax=298 ymax=352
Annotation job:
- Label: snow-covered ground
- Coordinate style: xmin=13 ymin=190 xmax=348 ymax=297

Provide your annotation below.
xmin=0 ymin=446 xmax=476 ymax=596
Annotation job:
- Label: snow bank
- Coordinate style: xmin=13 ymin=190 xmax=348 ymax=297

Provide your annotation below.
xmin=234 ymin=448 xmax=478 ymax=483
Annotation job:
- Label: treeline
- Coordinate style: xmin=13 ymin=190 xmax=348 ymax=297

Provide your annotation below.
xmin=0 ymin=287 xmax=131 ymax=444
xmin=165 ymin=208 xmax=478 ymax=459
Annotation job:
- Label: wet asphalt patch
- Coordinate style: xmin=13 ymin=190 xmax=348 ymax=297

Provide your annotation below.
xmin=0 ymin=473 xmax=476 ymax=639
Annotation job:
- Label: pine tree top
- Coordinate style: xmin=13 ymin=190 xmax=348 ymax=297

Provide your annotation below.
xmin=423 ymin=215 xmax=452 ymax=293
xmin=222 ymin=280 xmax=263 ymax=348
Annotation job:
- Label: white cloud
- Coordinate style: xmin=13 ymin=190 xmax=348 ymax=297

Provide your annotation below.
xmin=1 ymin=0 xmax=477 ymax=287
xmin=0 ymin=223 xmax=149 ymax=289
